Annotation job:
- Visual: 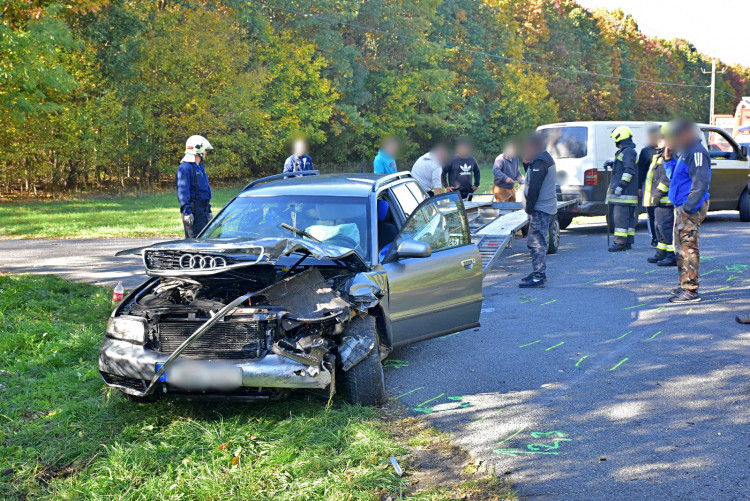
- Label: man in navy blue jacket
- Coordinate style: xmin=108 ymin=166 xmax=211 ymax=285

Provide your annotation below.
xmin=283 ymin=138 xmax=314 ymax=173
xmin=666 ymin=120 xmax=711 ymax=303
xmin=177 ymin=135 xmax=214 ymax=238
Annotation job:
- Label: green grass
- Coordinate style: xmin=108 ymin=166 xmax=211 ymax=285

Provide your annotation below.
xmin=0 ymin=187 xmax=242 ymax=240
xmin=0 ymin=274 xmax=409 ymax=500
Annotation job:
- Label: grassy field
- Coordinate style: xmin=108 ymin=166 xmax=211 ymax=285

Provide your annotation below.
xmin=0 ymin=167 xmax=498 ymax=240
xmin=0 ymin=274 xmax=512 ymax=500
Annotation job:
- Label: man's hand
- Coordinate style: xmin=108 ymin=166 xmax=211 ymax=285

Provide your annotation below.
xmin=517 ymin=177 xmax=525 ymax=184
xmin=505 ymin=177 xmax=513 ymax=184
xmin=638 ymin=189 xmax=643 ymax=198
xmin=603 ymin=160 xmax=614 ymax=169
xmin=182 ymin=212 xmax=194 ymax=226
xmin=445 ymin=186 xmax=454 ymax=192
xmin=471 ymin=185 xmax=478 ymax=192
xmin=614 ymin=186 xmax=623 ymax=197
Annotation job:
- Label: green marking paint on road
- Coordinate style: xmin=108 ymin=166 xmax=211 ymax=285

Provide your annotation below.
xmin=439 ymin=331 xmax=460 ymax=339
xmin=616 ymin=330 xmax=632 ymax=340
xmin=497 ymin=426 xmax=527 ymax=445
xmin=726 ymin=264 xmax=749 ymax=272
xmin=393 ymin=386 xmax=425 ymax=400
xmin=626 ymin=268 xmax=636 ymax=272
xmin=647 ymin=331 xmax=662 ymax=340
xmin=417 ymin=393 xmax=445 ymax=408
xmin=447 ymin=396 xmax=463 ymax=401
xmin=473 ymin=410 xmax=503 ymax=424
xmin=520 ymin=296 xmax=537 ymax=303
xmin=545 ymin=342 xmax=565 ymax=351
xmin=727 ymin=275 xmax=738 ymax=282
xmin=700 ymin=256 xmax=715 ymax=261
xmin=519 ymin=340 xmax=541 ymax=348
xmin=624 ymin=303 xmax=647 ymax=310
xmin=645 ymin=269 xmax=656 ymax=274
xmin=655 ymin=306 xmax=665 ymax=312
xmin=609 ymin=358 xmax=629 ymax=371
xmin=702 ymin=269 xmax=719 ymax=276
xmin=574 ymin=355 xmax=588 ymax=367
xmin=540 ymin=300 xmax=557 ymax=306
xmin=717 ymin=285 xmax=731 ymax=291
xmin=743 ymin=279 xmax=750 ymax=283
xmin=686 ymin=308 xmax=693 ymax=315
xmin=493 ymin=448 xmax=559 ymax=456
xmin=383 ymin=359 xmax=409 ymax=369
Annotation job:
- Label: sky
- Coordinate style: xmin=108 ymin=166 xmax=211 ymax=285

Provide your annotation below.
xmin=575 ymin=0 xmax=750 ymax=67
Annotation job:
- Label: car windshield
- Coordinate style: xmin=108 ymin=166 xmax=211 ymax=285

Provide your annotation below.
xmin=540 ymin=126 xmax=589 ymax=159
xmin=200 ymin=195 xmax=370 ymax=260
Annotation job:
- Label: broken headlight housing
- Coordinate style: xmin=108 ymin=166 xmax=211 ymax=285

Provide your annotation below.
xmin=106 ymin=316 xmax=147 ymax=345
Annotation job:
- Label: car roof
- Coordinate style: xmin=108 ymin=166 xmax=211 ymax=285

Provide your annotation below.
xmin=237 ymin=173 xmax=384 ymax=198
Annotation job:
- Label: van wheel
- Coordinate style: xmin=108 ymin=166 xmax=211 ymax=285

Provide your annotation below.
xmin=548 ymin=217 xmax=560 ymax=255
xmin=341 ymin=316 xmax=386 ymax=407
xmin=558 ymin=214 xmax=574 ymax=230
xmin=739 ymin=189 xmax=750 ymax=222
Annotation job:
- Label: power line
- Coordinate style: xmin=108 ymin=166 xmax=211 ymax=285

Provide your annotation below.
xmin=255 ymin=1 xmax=711 ymax=90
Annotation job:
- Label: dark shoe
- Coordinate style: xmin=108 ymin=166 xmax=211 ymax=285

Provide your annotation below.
xmin=670 ymin=287 xmax=683 ymax=295
xmin=608 ymin=244 xmax=627 ymax=252
xmin=669 ymin=289 xmax=701 ymax=303
xmin=625 ymin=243 xmax=632 ymax=250
xmin=519 ymin=276 xmax=546 ymax=288
xmin=657 ymin=255 xmax=677 ymax=267
xmin=648 ymin=250 xmax=667 ymax=263
xmin=737 ymin=313 xmax=750 ymax=324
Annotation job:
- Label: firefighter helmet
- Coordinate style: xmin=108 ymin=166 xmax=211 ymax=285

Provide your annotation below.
xmin=185 ymin=135 xmax=213 ymax=156
xmin=610 ymin=126 xmax=632 ymax=143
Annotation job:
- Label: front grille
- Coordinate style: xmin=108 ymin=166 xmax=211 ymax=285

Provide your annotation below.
xmin=143 ymin=250 xmax=243 ymax=271
xmin=101 ymin=372 xmax=147 ymax=391
xmin=157 ymin=321 xmax=266 ymax=360
xmin=144 ymin=250 xmax=183 ymax=270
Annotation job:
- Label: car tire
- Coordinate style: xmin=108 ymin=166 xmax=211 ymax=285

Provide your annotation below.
xmin=547 ymin=216 xmax=560 ymax=255
xmin=739 ymin=189 xmax=750 ymax=222
xmin=557 ymin=214 xmax=574 ymax=230
xmin=341 ymin=316 xmax=386 ymax=407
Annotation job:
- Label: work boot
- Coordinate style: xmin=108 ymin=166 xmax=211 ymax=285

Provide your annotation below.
xmin=625 ymin=243 xmax=633 ymax=250
xmin=657 ymin=254 xmax=677 ymax=267
xmin=736 ymin=313 xmax=750 ymax=324
xmin=669 ymin=289 xmax=701 ymax=303
xmin=519 ymin=275 xmax=546 ymax=288
xmin=608 ymin=243 xmax=627 ymax=252
xmin=647 ymin=250 xmax=667 ymax=263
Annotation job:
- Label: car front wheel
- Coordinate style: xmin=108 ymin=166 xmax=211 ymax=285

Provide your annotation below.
xmin=739 ymin=189 xmax=750 ymax=222
xmin=341 ymin=316 xmax=386 ymax=406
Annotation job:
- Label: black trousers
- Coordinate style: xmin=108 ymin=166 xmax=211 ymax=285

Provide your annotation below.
xmin=654 ymin=206 xmax=674 ymax=252
xmin=612 ymin=204 xmax=636 ymax=245
xmin=646 ymin=206 xmax=656 ymax=241
xmin=182 ymin=201 xmax=211 ymax=238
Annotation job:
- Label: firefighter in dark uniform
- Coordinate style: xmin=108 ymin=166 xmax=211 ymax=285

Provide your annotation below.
xmin=177 ymin=135 xmax=214 ymax=238
xmin=643 ymin=133 xmax=677 ymax=266
xmin=606 ymin=126 xmax=639 ymax=252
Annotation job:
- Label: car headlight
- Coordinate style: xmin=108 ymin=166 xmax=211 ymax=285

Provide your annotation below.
xmin=106 ymin=316 xmax=147 ymax=344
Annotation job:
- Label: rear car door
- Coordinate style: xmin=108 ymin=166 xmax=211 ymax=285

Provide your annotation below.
xmin=702 ymin=127 xmax=750 ymax=210
xmin=382 ymin=192 xmax=483 ymax=346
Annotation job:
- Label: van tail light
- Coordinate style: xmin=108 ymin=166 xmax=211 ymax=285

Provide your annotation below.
xmin=584 ymin=168 xmax=598 ymax=186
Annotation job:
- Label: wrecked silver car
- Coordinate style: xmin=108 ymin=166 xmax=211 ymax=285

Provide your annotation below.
xmin=99 ymin=172 xmax=483 ymax=405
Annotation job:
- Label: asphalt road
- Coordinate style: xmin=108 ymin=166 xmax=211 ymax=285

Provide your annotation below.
xmin=1 ymin=213 xmax=748 ymax=499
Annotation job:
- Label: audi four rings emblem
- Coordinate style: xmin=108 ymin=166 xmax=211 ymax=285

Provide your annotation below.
xmin=179 ymin=254 xmax=228 ymax=269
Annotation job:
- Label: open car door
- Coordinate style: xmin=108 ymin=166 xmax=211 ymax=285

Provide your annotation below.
xmin=382 ymin=192 xmax=483 ymax=346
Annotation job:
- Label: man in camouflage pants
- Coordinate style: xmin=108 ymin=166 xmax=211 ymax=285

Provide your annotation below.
xmin=666 ymin=120 xmax=711 ymax=303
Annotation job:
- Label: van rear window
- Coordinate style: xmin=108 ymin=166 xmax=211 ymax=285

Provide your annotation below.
xmin=540 ymin=126 xmax=588 ymax=159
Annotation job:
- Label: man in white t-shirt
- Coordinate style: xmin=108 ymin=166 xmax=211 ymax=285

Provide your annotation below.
xmin=411 ymin=143 xmax=449 ymax=196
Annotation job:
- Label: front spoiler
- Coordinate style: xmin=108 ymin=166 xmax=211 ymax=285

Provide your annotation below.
xmin=99 ymin=338 xmax=332 ymax=396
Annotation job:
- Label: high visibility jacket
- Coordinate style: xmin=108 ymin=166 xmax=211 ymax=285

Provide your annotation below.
xmin=643 ymin=150 xmax=676 ymax=207
xmin=606 ymin=138 xmax=639 ymax=204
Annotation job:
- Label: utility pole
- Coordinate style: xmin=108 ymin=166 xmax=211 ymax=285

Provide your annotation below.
xmin=702 ymin=60 xmax=727 ymax=123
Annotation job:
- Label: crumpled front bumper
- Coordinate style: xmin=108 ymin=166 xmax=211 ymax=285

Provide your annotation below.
xmin=98 ymin=338 xmax=331 ymax=396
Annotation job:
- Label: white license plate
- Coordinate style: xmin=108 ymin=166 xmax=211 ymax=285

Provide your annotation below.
xmin=155 ymin=361 xmax=242 ymax=390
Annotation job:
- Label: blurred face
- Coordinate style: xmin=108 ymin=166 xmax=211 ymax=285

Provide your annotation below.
xmin=663 ymin=146 xmax=673 ymax=160
xmin=523 ymin=141 xmax=537 ymax=163
xmin=293 ymin=139 xmax=307 ymax=156
xmin=648 ymin=131 xmax=660 ymax=146
xmin=383 ymin=138 xmax=398 ymax=156
xmin=432 ymin=145 xmax=449 ymax=165
xmin=503 ymin=143 xmax=516 ymax=157
xmin=456 ymin=142 xmax=471 ymax=158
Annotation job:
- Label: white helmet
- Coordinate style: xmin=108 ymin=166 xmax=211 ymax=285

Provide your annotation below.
xmin=182 ymin=135 xmax=213 ymax=162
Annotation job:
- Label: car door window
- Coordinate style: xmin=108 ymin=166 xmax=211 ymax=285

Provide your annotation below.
xmin=386 ymin=192 xmax=470 ymax=261
xmin=391 ymin=183 xmax=421 ymax=216
xmin=705 ymin=128 xmax=740 ymax=159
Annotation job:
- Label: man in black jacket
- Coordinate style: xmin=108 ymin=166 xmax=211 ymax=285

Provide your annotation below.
xmin=520 ymin=133 xmax=557 ymax=288
xmin=638 ymin=124 xmax=661 ymax=247
xmin=442 ymin=138 xmax=480 ymax=200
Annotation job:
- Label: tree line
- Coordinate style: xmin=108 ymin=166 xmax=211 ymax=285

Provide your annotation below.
xmin=2 ymin=0 xmax=748 ymax=196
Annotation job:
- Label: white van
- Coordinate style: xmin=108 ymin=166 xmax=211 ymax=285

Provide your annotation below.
xmin=536 ymin=121 xmax=750 ymax=227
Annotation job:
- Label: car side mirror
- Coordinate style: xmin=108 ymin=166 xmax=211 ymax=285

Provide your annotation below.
xmin=741 ymin=146 xmax=748 ymax=159
xmin=395 ymin=239 xmax=431 ymax=259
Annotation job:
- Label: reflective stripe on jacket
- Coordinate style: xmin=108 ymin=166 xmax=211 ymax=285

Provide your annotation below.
xmin=606 ymin=138 xmax=639 ymax=204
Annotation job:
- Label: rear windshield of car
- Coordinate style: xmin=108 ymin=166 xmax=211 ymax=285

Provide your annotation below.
xmin=540 ymin=126 xmax=589 ymax=159
xmin=201 ymin=195 xmax=370 ymax=260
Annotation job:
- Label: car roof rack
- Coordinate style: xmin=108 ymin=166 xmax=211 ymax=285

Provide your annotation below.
xmin=372 ymin=171 xmax=413 ymax=192
xmin=242 ymin=170 xmax=320 ymax=191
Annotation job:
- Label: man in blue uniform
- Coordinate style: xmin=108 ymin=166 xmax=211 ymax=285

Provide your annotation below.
xmin=283 ymin=138 xmax=314 ymax=173
xmin=177 ymin=135 xmax=214 ymax=238
xmin=373 ymin=137 xmax=399 ymax=174
xmin=667 ymin=120 xmax=711 ymax=303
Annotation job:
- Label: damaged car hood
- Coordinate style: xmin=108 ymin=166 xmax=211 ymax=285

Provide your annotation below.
xmin=130 ymin=237 xmax=370 ymax=277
